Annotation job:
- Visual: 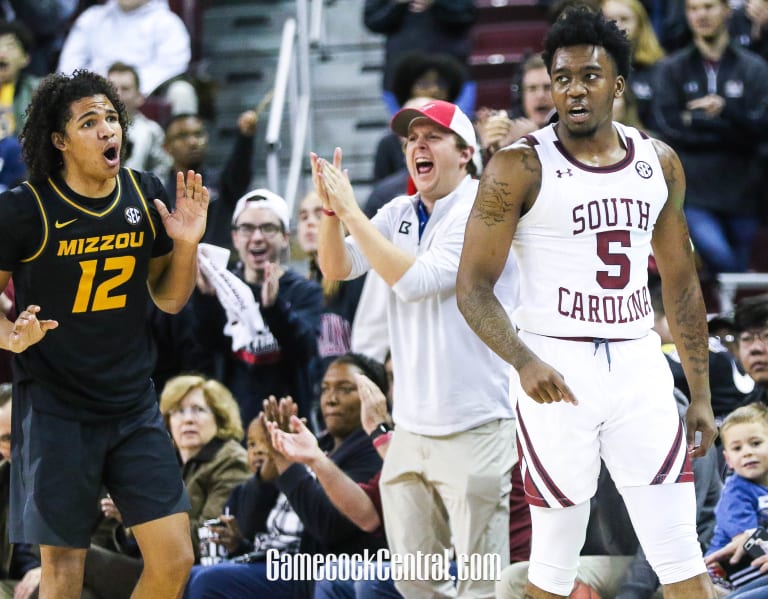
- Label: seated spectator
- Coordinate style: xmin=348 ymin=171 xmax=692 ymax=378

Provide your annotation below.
xmin=57 ymin=0 xmax=197 ymax=114
xmin=735 ymin=294 xmax=768 ymax=408
xmin=474 ymin=54 xmax=554 ymax=162
xmin=82 ymin=375 xmax=250 ymax=599
xmin=193 ymin=189 xmax=323 ymax=424
xmin=183 ymin=353 xmax=387 ymax=599
xmin=0 ymin=384 xmax=43 ymax=599
xmin=107 ymin=61 xmax=172 ymax=178
xmin=601 ymin=0 xmax=665 ymax=131
xmin=704 ymin=404 xmax=768 ymax=595
xmin=162 ymin=111 xmax=258 ymax=248
xmin=0 ymin=21 xmax=40 ymax=138
xmin=729 ymin=0 xmax=768 ymax=62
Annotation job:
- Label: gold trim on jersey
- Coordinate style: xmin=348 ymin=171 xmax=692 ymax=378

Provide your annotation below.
xmin=125 ymin=168 xmax=157 ymax=240
xmin=48 ymin=176 xmax=122 ymax=217
xmin=20 ymin=182 xmax=49 ymax=263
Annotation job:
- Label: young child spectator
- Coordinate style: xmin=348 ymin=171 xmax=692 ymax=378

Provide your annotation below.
xmin=193 ymin=189 xmax=323 ymax=425
xmin=107 ymin=61 xmax=172 ymax=179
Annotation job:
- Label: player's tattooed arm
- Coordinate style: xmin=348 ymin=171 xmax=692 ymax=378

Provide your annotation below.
xmin=651 ymin=138 xmax=715 ymax=453
xmin=458 ymin=143 xmax=540 ymax=371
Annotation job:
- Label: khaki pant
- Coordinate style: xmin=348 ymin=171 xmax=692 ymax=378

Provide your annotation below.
xmin=380 ymin=419 xmax=516 ymax=599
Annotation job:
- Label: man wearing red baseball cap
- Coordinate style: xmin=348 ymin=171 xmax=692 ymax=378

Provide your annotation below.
xmin=311 ymin=99 xmax=519 ymax=598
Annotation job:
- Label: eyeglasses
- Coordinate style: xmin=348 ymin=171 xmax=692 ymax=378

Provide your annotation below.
xmin=739 ymin=329 xmax=768 ymax=347
xmin=232 ymin=223 xmax=283 ymax=238
xmin=168 ymin=404 xmax=212 ymax=419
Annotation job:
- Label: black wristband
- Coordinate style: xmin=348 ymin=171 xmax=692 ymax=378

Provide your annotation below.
xmin=368 ymin=422 xmax=393 ymax=442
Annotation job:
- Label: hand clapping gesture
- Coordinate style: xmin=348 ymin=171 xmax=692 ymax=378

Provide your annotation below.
xmin=154 ymin=170 xmax=210 ymax=245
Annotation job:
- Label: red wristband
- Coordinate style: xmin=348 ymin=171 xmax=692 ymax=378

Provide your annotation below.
xmin=372 ymin=431 xmax=393 ymax=449
xmin=322 ymin=208 xmax=336 ymax=216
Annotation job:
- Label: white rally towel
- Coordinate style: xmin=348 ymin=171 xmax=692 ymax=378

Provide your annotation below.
xmin=197 ymin=243 xmax=265 ymax=351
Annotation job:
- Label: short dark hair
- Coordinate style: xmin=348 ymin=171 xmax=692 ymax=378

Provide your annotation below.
xmin=107 ymin=61 xmax=141 ymax=91
xmin=163 ymin=112 xmax=203 ymax=134
xmin=543 ymin=5 xmax=632 ymax=79
xmin=329 ymin=352 xmax=389 ymax=399
xmin=0 ymin=21 xmax=34 ymax=55
xmin=733 ymin=294 xmax=768 ymax=333
xmin=20 ymin=70 xmax=129 ymax=183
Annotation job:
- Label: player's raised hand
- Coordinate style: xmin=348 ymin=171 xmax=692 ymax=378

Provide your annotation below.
xmin=8 ymin=305 xmax=58 ymax=353
xmin=154 ymin=170 xmax=209 ymax=244
xmin=518 ymin=357 xmax=578 ymax=405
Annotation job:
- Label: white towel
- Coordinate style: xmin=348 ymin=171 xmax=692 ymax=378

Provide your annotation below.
xmin=197 ymin=243 xmax=266 ymax=351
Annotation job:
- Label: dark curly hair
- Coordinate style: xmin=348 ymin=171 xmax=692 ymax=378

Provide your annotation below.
xmin=734 ymin=294 xmax=768 ymax=333
xmin=20 ymin=70 xmax=129 ymax=183
xmin=543 ymin=5 xmax=631 ymax=80
xmin=391 ymin=51 xmax=467 ymax=107
xmin=329 ymin=352 xmax=389 ymax=399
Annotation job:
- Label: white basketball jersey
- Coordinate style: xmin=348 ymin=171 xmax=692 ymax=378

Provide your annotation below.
xmin=512 ymin=122 xmax=668 ymax=339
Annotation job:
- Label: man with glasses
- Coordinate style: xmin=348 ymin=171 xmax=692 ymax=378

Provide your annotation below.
xmin=193 ymin=190 xmax=323 ymax=426
xmin=734 ymin=294 xmax=768 ymax=407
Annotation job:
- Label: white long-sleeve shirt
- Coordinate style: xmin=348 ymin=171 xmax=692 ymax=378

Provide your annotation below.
xmin=344 ymin=176 xmax=519 ymax=435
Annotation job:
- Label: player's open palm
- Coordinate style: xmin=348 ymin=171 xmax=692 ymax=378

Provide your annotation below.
xmin=8 ymin=305 xmax=58 ymax=353
xmin=154 ymin=170 xmax=209 ymax=244
xmin=519 ymin=357 xmax=578 ymax=405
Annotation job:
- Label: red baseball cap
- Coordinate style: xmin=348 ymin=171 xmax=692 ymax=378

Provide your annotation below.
xmin=390 ymin=100 xmax=477 ymax=148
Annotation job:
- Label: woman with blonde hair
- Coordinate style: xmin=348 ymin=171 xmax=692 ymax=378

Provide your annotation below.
xmin=82 ymin=375 xmax=250 ymax=599
xmin=602 ymin=0 xmax=665 ymax=131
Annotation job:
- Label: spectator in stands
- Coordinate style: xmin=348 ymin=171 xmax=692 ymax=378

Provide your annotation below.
xmin=734 ymin=295 xmax=768 ymax=407
xmin=364 ymin=0 xmax=477 ymax=116
xmin=107 ymin=61 xmax=172 ymax=179
xmin=297 ymin=191 xmax=365 ymax=400
xmin=0 ymin=21 xmax=39 ymax=138
xmin=497 ymin=389 xmax=722 ymax=599
xmin=83 ymin=374 xmax=250 ymax=599
xmin=0 ymin=0 xmax=78 ymax=75
xmin=183 ymin=353 xmax=387 ymax=599
xmin=474 ymin=53 xmax=554 ymax=162
xmin=372 ymin=51 xmax=467 ymax=184
xmin=312 ymin=99 xmax=519 ymax=598
xmin=729 ymin=0 xmax=768 ymax=63
xmin=57 ymin=0 xmax=197 ymax=114
xmin=162 ymin=111 xmax=258 ymax=248
xmin=193 ymin=189 xmax=323 ymax=426
xmin=0 ymin=384 xmax=44 ymax=599
xmin=602 ymin=0 xmax=665 ymax=131
xmin=652 ymin=0 xmax=768 ymax=276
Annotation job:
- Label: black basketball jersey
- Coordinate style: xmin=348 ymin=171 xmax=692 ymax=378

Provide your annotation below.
xmin=0 ymin=169 xmax=173 ymax=419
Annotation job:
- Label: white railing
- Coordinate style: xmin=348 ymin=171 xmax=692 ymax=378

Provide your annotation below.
xmin=265 ymin=0 xmax=319 ymax=216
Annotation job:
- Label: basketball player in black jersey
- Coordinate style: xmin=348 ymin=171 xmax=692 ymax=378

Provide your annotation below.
xmin=0 ymin=70 xmax=209 ymax=598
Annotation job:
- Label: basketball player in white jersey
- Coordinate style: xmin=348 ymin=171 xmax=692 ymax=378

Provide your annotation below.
xmin=457 ymin=6 xmax=717 ymax=599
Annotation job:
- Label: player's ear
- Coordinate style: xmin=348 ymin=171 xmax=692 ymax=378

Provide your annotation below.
xmin=51 ymin=132 xmax=66 ymax=151
xmin=614 ymin=76 xmax=625 ymax=99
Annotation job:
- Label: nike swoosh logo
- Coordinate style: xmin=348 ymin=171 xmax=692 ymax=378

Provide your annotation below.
xmin=54 ymin=218 xmax=78 ymax=229
xmin=732 ymin=359 xmax=756 ymax=394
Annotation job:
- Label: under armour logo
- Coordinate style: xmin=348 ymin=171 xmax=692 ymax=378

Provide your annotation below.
xmin=399 ymin=221 xmax=412 ymax=234
xmin=556 ymin=169 xmax=573 ymax=178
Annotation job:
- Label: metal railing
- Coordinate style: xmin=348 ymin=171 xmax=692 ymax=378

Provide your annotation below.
xmin=264 ymin=0 xmax=321 ymax=216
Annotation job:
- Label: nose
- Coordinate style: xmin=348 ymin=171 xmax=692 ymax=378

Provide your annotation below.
xmin=567 ymin=81 xmax=587 ymax=97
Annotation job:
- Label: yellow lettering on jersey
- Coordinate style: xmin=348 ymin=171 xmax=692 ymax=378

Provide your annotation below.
xmin=56 ymin=232 xmax=145 ymax=257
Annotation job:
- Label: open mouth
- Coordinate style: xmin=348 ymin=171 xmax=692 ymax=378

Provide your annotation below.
xmin=568 ymin=106 xmax=590 ymax=122
xmin=103 ymin=146 xmax=119 ymax=165
xmin=415 ymin=159 xmax=433 ymax=175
